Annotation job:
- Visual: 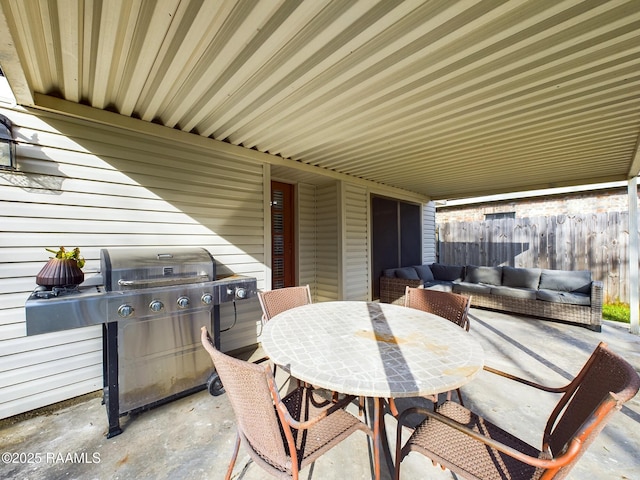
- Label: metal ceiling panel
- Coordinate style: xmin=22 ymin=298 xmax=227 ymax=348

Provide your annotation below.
xmin=1 ymin=0 xmax=639 ymax=199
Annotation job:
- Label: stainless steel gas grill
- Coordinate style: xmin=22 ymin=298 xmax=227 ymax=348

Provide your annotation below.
xmin=25 ymin=247 xmax=257 ymax=437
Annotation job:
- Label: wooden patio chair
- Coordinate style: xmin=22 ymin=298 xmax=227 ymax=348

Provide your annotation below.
xmin=404 ymin=286 xmax=472 ymax=405
xmin=200 ymin=327 xmax=372 ymax=480
xmin=394 ymin=341 xmax=640 ymax=480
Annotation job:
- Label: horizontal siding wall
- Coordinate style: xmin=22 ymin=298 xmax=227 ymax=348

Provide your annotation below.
xmin=423 ymin=201 xmax=437 ymax=263
xmin=297 ymin=183 xmax=317 ymax=299
xmin=342 ymin=183 xmax=369 ymax=301
xmin=0 ymin=105 xmax=265 ymax=419
xmin=315 ymin=182 xmax=339 ymax=302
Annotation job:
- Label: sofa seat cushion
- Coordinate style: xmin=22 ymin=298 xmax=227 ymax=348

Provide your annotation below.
xmin=464 ymin=265 xmax=502 ymax=286
xmin=490 ymin=286 xmax=538 ymax=300
xmin=423 ymin=281 xmax=454 ymax=292
xmin=537 ymin=289 xmax=591 ymax=306
xmin=413 ymin=264 xmax=434 ymax=281
xmin=453 ymin=282 xmax=492 ymax=295
xmin=539 ymin=269 xmax=591 ymax=294
xmin=430 ymin=263 xmax=465 ymax=282
xmin=395 ymin=267 xmax=421 ymax=280
xmin=502 ymin=267 xmax=541 ymax=289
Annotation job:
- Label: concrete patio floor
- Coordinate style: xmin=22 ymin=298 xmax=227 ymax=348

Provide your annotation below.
xmin=2 ymin=308 xmax=640 ymax=480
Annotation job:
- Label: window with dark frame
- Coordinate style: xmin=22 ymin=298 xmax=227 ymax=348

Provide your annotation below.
xmin=371 ymin=196 xmax=421 ymax=299
xmin=485 ymin=212 xmax=515 ymax=220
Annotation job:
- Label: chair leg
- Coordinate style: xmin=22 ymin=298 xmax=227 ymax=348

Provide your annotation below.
xmin=388 ymin=397 xmax=399 ymax=417
xmin=225 ymin=431 xmax=241 ymax=480
xmin=442 ymin=389 xmax=464 ymax=406
xmin=394 ymin=416 xmax=404 ymax=480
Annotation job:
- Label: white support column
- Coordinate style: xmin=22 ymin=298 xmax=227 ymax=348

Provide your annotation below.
xmin=628 ymin=177 xmax=639 ymax=334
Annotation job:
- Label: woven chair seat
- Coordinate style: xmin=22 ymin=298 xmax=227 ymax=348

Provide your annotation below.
xmin=406 ymin=401 xmax=546 ymax=480
xmin=280 ymin=389 xmax=361 ymax=469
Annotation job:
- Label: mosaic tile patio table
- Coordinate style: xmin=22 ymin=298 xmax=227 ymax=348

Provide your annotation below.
xmin=261 ymin=300 xmax=485 ymax=480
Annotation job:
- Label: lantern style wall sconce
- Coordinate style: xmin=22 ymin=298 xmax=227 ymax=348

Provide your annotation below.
xmin=0 ymin=114 xmax=16 ymax=169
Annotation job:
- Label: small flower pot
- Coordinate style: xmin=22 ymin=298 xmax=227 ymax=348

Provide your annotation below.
xmin=36 ymin=258 xmax=84 ymax=287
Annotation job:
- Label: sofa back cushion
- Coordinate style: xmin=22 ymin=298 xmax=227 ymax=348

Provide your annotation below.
xmin=502 ymin=266 xmax=542 ymax=289
xmin=464 ymin=265 xmax=502 ymax=285
xmin=430 ymin=263 xmax=465 ymax=282
xmin=413 ymin=264 xmax=434 ymax=281
xmin=395 ymin=266 xmax=421 ymax=280
xmin=538 ymin=269 xmax=591 ymax=294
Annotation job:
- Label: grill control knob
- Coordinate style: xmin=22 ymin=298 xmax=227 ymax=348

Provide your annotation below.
xmin=117 ymin=304 xmax=134 ymax=318
xmin=177 ymin=296 xmax=190 ymax=309
xmin=201 ymin=293 xmax=214 ymax=305
xmin=235 ymin=287 xmax=247 ymax=299
xmin=149 ymin=300 xmax=164 ymax=312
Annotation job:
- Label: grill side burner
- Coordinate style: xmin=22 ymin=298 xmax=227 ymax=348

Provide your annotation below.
xmin=25 ymin=247 xmax=257 ymax=438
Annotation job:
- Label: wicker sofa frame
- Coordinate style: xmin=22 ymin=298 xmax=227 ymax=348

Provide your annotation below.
xmin=380 ymin=275 xmax=603 ymax=332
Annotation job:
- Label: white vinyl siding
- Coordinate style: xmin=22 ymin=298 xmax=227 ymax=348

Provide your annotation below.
xmin=423 ymin=201 xmax=437 ymax=263
xmin=0 ymin=105 xmax=265 ymax=419
xmin=0 ymin=328 xmax=102 ymax=418
xmin=342 ymin=183 xmax=369 ymax=301
xmin=297 ymin=183 xmax=317 ymax=299
xmin=219 ymin=298 xmax=262 ymax=353
xmin=315 ymin=182 xmax=339 ymax=302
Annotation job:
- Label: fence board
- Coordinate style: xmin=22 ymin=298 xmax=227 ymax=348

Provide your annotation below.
xmin=439 ymin=212 xmax=636 ymax=303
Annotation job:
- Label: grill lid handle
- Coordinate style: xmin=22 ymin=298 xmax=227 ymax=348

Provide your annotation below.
xmin=117 ymin=274 xmax=210 ymax=288
xmin=157 ymin=253 xmax=173 ymax=259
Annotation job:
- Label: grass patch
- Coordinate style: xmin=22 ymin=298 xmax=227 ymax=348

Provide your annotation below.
xmin=602 ymin=302 xmax=630 ymax=323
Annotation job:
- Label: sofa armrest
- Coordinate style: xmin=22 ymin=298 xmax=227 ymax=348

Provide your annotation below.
xmin=590 ymin=280 xmax=603 ymax=303
xmin=380 ymin=276 xmax=422 ymax=305
xmin=591 ymin=280 xmax=603 ymax=310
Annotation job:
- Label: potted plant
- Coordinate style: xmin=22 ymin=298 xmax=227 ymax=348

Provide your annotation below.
xmin=36 ymin=246 xmax=85 ymax=287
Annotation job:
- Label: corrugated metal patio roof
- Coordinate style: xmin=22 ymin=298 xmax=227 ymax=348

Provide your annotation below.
xmin=0 ymin=0 xmax=639 ymax=199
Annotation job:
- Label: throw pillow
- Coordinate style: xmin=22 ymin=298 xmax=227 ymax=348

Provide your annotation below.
xmin=413 ymin=264 xmax=434 ymax=281
xmin=395 ymin=267 xmax=420 ymax=280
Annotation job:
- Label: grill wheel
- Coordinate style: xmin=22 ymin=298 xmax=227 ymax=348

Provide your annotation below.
xmin=207 ymin=371 xmax=225 ymax=396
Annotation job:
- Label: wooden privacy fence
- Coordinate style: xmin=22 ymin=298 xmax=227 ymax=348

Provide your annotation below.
xmin=438 ymin=212 xmax=633 ymax=304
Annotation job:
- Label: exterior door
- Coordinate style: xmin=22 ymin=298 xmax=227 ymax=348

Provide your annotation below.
xmin=271 ymin=181 xmax=295 ymax=289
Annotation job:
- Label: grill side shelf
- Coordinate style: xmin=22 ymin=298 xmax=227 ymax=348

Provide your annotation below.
xmin=25 ymin=289 xmax=109 ymax=335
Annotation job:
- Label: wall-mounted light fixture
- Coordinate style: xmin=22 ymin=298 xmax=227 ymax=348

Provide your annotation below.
xmin=0 ymin=114 xmax=16 ymax=169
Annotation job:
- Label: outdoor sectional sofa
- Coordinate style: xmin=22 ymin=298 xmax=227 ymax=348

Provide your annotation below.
xmin=380 ymin=264 xmax=603 ymax=331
